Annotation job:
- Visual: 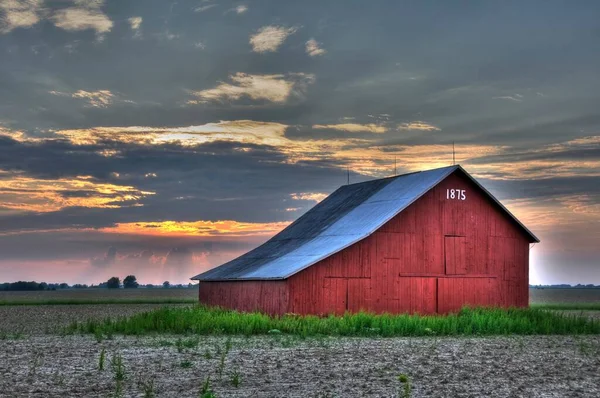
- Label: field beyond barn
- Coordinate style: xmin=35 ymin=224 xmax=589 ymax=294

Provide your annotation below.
xmin=0 ymin=287 xmax=598 ymax=397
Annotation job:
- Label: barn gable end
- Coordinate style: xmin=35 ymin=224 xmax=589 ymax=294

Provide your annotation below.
xmin=193 ymin=166 xmax=537 ymax=315
xmin=287 ymin=170 xmax=532 ymax=314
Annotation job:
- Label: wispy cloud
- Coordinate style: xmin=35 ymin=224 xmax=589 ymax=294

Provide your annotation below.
xmin=492 ymin=95 xmax=523 ymax=102
xmin=290 ymin=192 xmax=328 ymax=202
xmin=312 ymin=123 xmax=387 ymax=133
xmin=468 ymin=135 xmax=600 ymax=180
xmin=72 ymin=90 xmax=114 ymax=107
xmin=227 ymin=4 xmax=248 ymax=15
xmin=194 ymin=4 xmax=218 ymax=13
xmin=50 ymin=89 xmax=132 ymax=108
xmin=189 ymin=72 xmax=315 ymax=104
xmin=305 ymin=38 xmax=326 ymax=56
xmin=53 ymin=120 xmax=290 ymax=146
xmin=249 ymin=25 xmax=298 ymax=53
xmin=0 ymin=0 xmax=43 ymax=33
xmin=51 ymin=0 xmax=113 ymax=38
xmin=397 ymin=121 xmax=440 ymax=131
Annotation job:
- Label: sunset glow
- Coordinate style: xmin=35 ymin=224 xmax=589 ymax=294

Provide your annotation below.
xmin=1 ymin=0 xmax=599 ymax=285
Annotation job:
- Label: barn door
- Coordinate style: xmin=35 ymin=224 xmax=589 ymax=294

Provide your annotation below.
xmin=323 ymin=278 xmax=348 ymax=315
xmin=444 ymin=236 xmax=467 ymax=275
xmin=347 ymin=278 xmax=371 ymax=313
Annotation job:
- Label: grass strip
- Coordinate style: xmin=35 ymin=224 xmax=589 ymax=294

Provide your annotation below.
xmin=0 ymin=298 xmax=197 ymax=306
xmin=67 ymin=305 xmax=600 ymax=337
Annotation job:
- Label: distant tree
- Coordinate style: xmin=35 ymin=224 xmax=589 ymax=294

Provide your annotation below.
xmin=162 ymin=281 xmax=170 ymax=288
xmin=0 ymin=281 xmax=47 ymax=291
xmin=145 ymin=284 xmax=155 ymax=289
xmin=123 ymin=275 xmax=139 ymax=289
xmin=72 ymin=284 xmax=88 ymax=289
xmin=106 ymin=277 xmax=120 ymax=289
xmin=59 ymin=283 xmax=69 ymax=289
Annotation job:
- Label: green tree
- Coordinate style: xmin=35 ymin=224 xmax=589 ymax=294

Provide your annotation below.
xmin=123 ymin=275 xmax=139 ymax=289
xmin=162 ymin=281 xmax=170 ymax=288
xmin=106 ymin=277 xmax=120 ymax=289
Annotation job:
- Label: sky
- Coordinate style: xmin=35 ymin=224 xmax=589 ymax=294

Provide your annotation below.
xmin=0 ymin=0 xmax=599 ymax=285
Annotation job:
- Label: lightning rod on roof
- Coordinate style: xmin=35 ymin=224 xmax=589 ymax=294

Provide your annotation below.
xmin=394 ymin=156 xmax=397 ymax=176
xmin=347 ymin=167 xmax=350 ymax=185
xmin=452 ymin=141 xmax=455 ymax=165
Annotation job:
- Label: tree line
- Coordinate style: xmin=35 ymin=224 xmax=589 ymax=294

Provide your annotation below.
xmin=0 ymin=276 xmax=195 ymax=291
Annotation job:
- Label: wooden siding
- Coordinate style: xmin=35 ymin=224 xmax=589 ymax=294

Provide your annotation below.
xmin=198 ymin=281 xmax=288 ymax=315
xmin=286 ymin=170 xmax=531 ymax=315
xmin=199 ymin=169 xmax=532 ymax=315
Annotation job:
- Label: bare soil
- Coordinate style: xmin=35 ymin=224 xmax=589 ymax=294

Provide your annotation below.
xmin=530 ymin=288 xmax=600 ymax=304
xmin=0 ymin=334 xmax=599 ymax=397
xmin=0 ymin=287 xmax=197 ymax=302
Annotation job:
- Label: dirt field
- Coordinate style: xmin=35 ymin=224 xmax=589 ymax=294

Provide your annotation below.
xmin=529 ymin=288 xmax=600 ymax=304
xmin=0 ymin=287 xmax=197 ymax=302
xmin=0 ymin=288 xmax=598 ymax=397
xmin=0 ymin=334 xmax=599 ymax=397
xmin=0 ymin=304 xmax=193 ymax=335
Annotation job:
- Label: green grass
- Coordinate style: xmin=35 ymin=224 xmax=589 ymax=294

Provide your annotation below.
xmin=0 ymin=298 xmax=197 ymax=306
xmin=531 ymin=303 xmax=600 ymax=311
xmin=66 ymin=305 xmax=600 ymax=337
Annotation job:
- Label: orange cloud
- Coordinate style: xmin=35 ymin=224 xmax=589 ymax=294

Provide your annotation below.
xmin=397 ymin=121 xmax=441 ymax=131
xmin=101 ymin=220 xmax=290 ymax=237
xmin=0 ymin=175 xmax=154 ymax=213
xmin=290 ymin=192 xmax=328 ymax=202
xmin=312 ymin=123 xmax=387 ymax=133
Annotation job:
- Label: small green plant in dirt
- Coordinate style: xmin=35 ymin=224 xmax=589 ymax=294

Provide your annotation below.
xmin=111 ymin=353 xmax=126 ymax=381
xmin=110 ymin=352 xmax=126 ymax=397
xmin=180 ymin=360 xmax=193 ymax=369
xmin=98 ymin=348 xmax=106 ymax=371
xmin=576 ymin=337 xmax=593 ymax=356
xmin=28 ymin=351 xmax=44 ymax=379
xmin=139 ymin=377 xmax=156 ymax=398
xmin=199 ymin=377 xmax=215 ymax=398
xmin=398 ymin=374 xmax=411 ymax=398
xmin=94 ymin=328 xmax=104 ymax=343
xmin=231 ymin=369 xmax=241 ymax=388
xmin=203 ymin=349 xmax=212 ymax=360
xmin=52 ymin=370 xmax=66 ymax=387
xmin=217 ymin=338 xmax=232 ymax=380
xmin=1 ymin=330 xmax=26 ymax=340
xmin=217 ymin=350 xmax=227 ymax=380
xmin=176 ymin=336 xmax=200 ymax=353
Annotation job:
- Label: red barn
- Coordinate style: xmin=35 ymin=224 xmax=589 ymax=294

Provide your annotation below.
xmin=191 ymin=165 xmax=539 ymax=315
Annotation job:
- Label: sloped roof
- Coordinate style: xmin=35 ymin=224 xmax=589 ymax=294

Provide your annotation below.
xmin=192 ymin=165 xmax=538 ymax=281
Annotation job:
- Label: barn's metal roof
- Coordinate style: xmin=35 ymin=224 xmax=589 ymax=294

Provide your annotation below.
xmin=192 ymin=165 xmax=539 ymax=281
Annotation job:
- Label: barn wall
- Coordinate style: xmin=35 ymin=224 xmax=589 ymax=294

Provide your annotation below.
xmin=198 ymin=280 xmax=289 ymax=315
xmin=287 ymin=170 xmax=531 ymax=315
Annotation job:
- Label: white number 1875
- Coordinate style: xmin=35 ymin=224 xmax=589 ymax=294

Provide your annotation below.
xmin=447 ymin=189 xmax=466 ymax=200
